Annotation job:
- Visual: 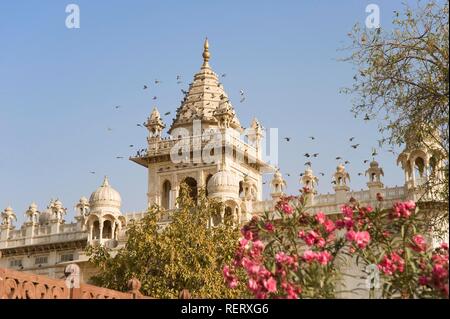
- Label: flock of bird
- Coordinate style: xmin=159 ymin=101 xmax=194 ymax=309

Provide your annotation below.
xmin=91 ymin=74 xmax=397 ymax=190
xmin=279 ymin=134 xmax=390 ymax=185
xmin=90 ymin=73 xmax=249 ymax=175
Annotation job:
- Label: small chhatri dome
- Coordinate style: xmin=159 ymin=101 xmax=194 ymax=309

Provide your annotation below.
xmin=89 ymin=176 xmax=122 ymax=211
xmin=207 ymin=170 xmax=240 ymax=197
xmin=79 ymin=196 xmax=88 ymax=204
xmin=271 ymin=169 xmax=286 ymax=189
xmin=336 ymin=164 xmax=346 ymax=172
xmin=39 ymin=207 xmax=52 ymax=225
xmin=370 ymin=160 xmax=379 ymax=168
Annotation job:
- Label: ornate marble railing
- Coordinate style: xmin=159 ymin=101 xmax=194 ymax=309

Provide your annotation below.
xmin=2 ymin=231 xmax=87 ymax=249
xmin=142 ymin=132 xmax=257 ymax=158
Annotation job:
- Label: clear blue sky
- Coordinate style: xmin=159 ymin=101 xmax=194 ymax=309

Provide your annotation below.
xmin=0 ymin=1 xmax=427 ymax=223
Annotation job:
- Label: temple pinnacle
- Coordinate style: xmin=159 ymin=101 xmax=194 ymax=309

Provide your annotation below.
xmin=202 ymin=37 xmax=210 ymax=66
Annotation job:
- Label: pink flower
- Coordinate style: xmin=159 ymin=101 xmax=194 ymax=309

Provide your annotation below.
xmin=252 ymin=240 xmax=265 ymax=255
xmin=346 ymin=230 xmax=356 ymax=241
xmin=419 ymin=276 xmax=428 ymax=286
xmin=440 ymin=242 xmax=449 ymax=250
xmin=340 ymin=205 xmax=354 ymax=218
xmin=316 ymin=251 xmax=333 ymax=265
xmin=354 ymin=231 xmax=371 ymax=249
xmin=346 ymin=230 xmax=370 ymax=249
xmin=248 ymin=278 xmax=258 ymax=291
xmin=243 ymin=230 xmax=253 ymax=240
xmin=316 ymin=237 xmax=326 ymax=248
xmin=432 ymin=263 xmax=448 ymax=280
xmin=239 ymin=238 xmax=249 ymax=248
xmin=276 ymin=252 xmax=287 ymax=264
xmin=228 ymin=278 xmax=238 ymax=289
xmin=280 ymin=202 xmax=293 ymax=215
xmin=323 ymin=219 xmax=336 ymax=233
xmin=378 ymin=252 xmax=405 ymax=275
xmin=404 ymin=200 xmax=416 ymax=210
xmin=302 ymin=230 xmax=320 ymax=246
xmin=275 ymin=252 xmax=297 ymax=268
xmin=302 ymin=250 xmax=316 ymax=263
xmin=263 ymin=277 xmax=277 ymax=293
xmin=391 ymin=201 xmax=416 ymax=219
xmin=265 ymin=222 xmax=275 ymax=232
xmin=223 ymin=265 xmax=231 ymax=278
xmin=411 ymin=235 xmax=427 ymax=253
xmin=282 ymin=282 xmax=301 ymax=299
xmin=315 ymin=212 xmax=326 ymax=224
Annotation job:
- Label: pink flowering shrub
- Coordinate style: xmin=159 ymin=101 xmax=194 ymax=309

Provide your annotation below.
xmin=224 ymin=192 xmax=449 ymax=299
xmin=341 ymin=196 xmax=448 ymax=298
xmin=224 ymin=195 xmax=347 ymax=298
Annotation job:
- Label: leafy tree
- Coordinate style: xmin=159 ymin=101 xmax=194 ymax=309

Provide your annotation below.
xmin=86 ymin=184 xmax=248 ymax=298
xmin=342 ymin=0 xmax=449 ymax=203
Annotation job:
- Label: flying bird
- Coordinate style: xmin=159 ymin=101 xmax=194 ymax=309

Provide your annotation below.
xmin=313 ymin=153 xmax=319 ymax=157
xmin=358 ymin=172 xmax=363 ymax=176
xmin=152 ymin=96 xmax=158 ymax=100
xmin=364 ymin=114 xmax=371 ymax=121
xmin=304 ymin=161 xmax=312 ymax=167
xmin=240 ymin=97 xmax=246 ymax=103
xmin=363 ymin=159 xmax=369 ymax=164
xmin=116 ymin=157 xmax=124 ymax=159
xmin=344 ymin=160 xmax=350 ymax=165
xmin=114 ymin=105 xmax=121 ymax=109
xmin=319 ymin=172 xmax=325 ymax=176
xmin=164 ymin=112 xmax=171 ymax=116
xmin=351 ymin=144 xmax=360 ymax=149
xmin=221 ymin=74 xmax=227 ymax=78
xmin=387 ymin=149 xmax=397 ymax=155
xmin=349 ymin=137 xmax=355 ymax=141
xmin=143 ymin=85 xmax=148 ymax=90
xmin=335 ymin=156 xmax=342 ymax=160
xmin=308 ymin=136 xmax=315 ymax=140
xmin=284 ymin=137 xmax=291 ymax=142
xmin=129 ymin=145 xmax=134 ymax=148
xmin=154 ymin=79 xmax=161 ymax=84
xmin=89 ymin=171 xmax=96 ymax=174
xmin=304 ymin=153 xmax=310 ymax=158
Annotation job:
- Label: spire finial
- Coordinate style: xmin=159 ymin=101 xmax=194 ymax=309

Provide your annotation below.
xmin=202 ymin=37 xmax=210 ymax=66
xmin=102 ymin=176 xmax=110 ymax=187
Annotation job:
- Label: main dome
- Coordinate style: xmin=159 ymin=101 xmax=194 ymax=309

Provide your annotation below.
xmin=89 ymin=176 xmax=122 ymax=210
